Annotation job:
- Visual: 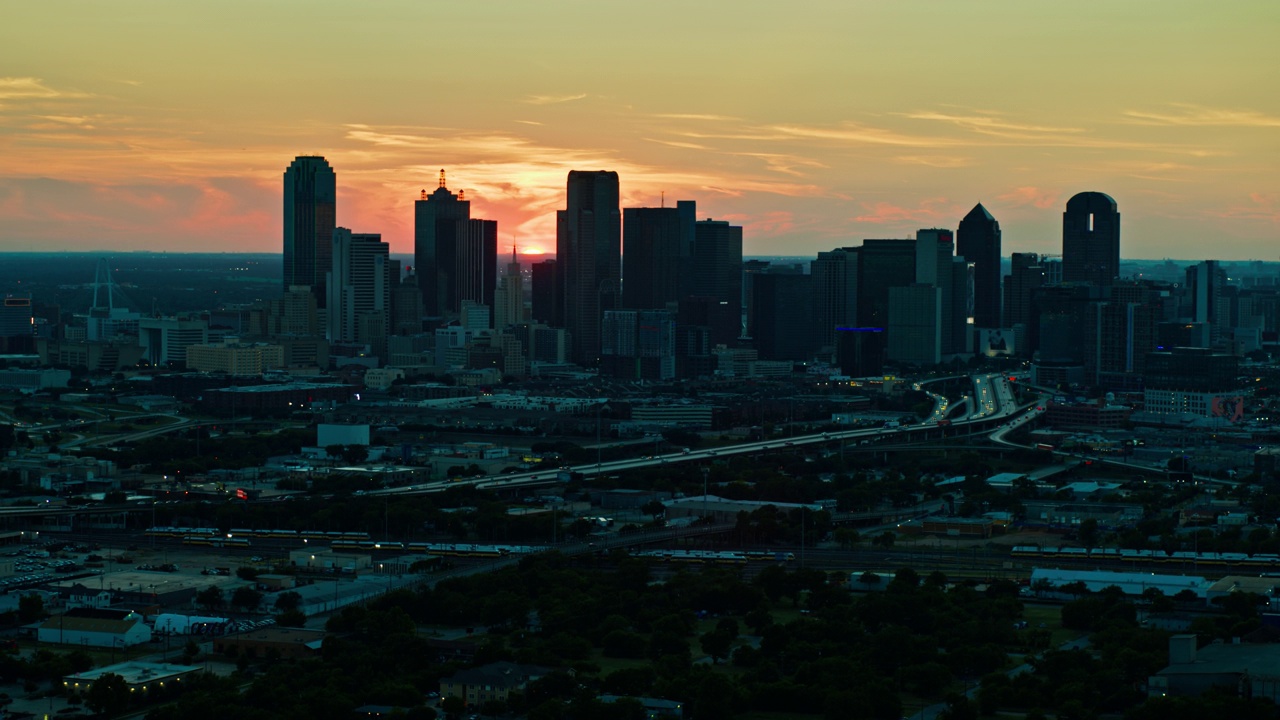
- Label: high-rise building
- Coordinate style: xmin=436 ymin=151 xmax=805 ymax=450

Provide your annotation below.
xmin=327 ymin=228 xmax=390 ymax=353
xmin=530 ymin=259 xmax=559 ymax=326
xmin=887 ymin=284 xmax=942 ymax=366
xmin=1004 ymin=253 xmax=1046 ymax=329
xmin=957 ymin=203 xmax=1001 ymax=329
xmin=414 ymin=171 xmax=471 ymax=319
xmin=811 ymin=248 xmax=859 ymax=355
xmin=494 ymin=248 xmax=527 ymax=330
xmin=1062 ymin=192 xmax=1120 ymax=286
xmin=690 ymin=217 xmax=743 ymax=346
xmin=0 ymin=294 xmax=34 ymax=354
xmin=1087 ymin=281 xmax=1163 ymax=389
xmin=751 ymin=273 xmax=815 ymax=361
xmin=622 ymin=204 xmax=692 ymax=310
xmin=556 ymin=170 xmax=620 ymax=365
xmin=915 ymin=229 xmax=966 ymax=355
xmin=601 ymin=309 xmax=675 ymax=380
xmin=1185 ymin=260 xmax=1229 ymax=346
xmin=283 ymin=156 xmax=336 ymax=307
xmin=856 ymin=239 xmax=916 ymax=329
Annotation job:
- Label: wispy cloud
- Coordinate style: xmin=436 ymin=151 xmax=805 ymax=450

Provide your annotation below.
xmin=1124 ymin=104 xmax=1280 ymax=128
xmin=894 ymin=155 xmax=972 ymax=168
xmin=644 ymin=137 xmax=710 ymax=151
xmin=904 ymin=111 xmax=1084 ymax=136
xmin=997 ymin=186 xmax=1060 ymax=209
xmin=654 ymin=113 xmax=740 ymax=122
xmin=524 ymin=92 xmax=587 ymax=105
xmin=731 ymin=151 xmax=827 ymax=177
xmin=514 ymin=120 xmax=543 ymax=126
xmin=0 ymin=77 xmax=89 ymax=101
xmin=769 ymin=122 xmax=959 ymax=148
xmin=1205 ymin=193 xmax=1280 ymax=224
xmin=853 ymin=198 xmax=961 ymax=224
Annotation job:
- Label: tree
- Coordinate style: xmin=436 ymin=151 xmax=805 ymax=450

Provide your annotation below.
xmin=85 ymin=672 xmax=130 ymax=717
xmin=18 ymin=593 xmax=45 ymax=623
xmin=699 ymin=629 xmax=734 ymax=664
xmin=1078 ymin=518 xmax=1100 ymax=549
xmin=640 ymin=500 xmax=666 ymax=519
xmin=276 ymin=609 xmax=307 ymax=627
xmin=273 ymin=591 xmax=302 ymax=612
xmin=232 ymin=586 xmax=263 ymax=613
xmin=441 ymin=696 xmax=466 ymax=718
xmin=196 ymin=586 xmax=224 ymax=611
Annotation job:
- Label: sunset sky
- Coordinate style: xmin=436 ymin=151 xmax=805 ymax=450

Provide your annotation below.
xmin=1 ymin=1 xmax=1277 ymax=260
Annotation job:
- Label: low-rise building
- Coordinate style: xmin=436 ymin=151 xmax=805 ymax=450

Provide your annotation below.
xmin=64 ymin=661 xmax=201 ymax=694
xmin=38 ymin=608 xmax=151 ymax=647
xmin=1149 ymin=634 xmax=1280 ymax=702
xmin=440 ymin=662 xmax=548 ymax=708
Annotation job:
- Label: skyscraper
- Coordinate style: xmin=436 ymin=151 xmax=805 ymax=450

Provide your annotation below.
xmin=811 ymin=248 xmax=859 ymax=354
xmin=690 ymin=217 xmax=743 ymax=346
xmin=327 ymin=228 xmax=390 ymax=351
xmin=556 ymin=171 xmax=620 ymax=365
xmin=1062 ymin=191 xmax=1120 ymax=286
xmin=414 ymin=171 xmax=471 ymax=318
xmin=856 ymin=239 xmax=916 ymax=329
xmin=283 ymin=156 xmax=336 ymax=307
xmin=622 ymin=205 xmax=691 ymax=310
xmin=494 ymin=247 xmax=526 ymax=330
xmin=957 ymin=203 xmax=1001 ymax=329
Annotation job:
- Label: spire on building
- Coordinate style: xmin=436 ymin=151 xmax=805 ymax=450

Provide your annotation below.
xmin=439 ymin=169 xmax=446 ymax=189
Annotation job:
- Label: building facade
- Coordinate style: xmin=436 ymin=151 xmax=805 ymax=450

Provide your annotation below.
xmin=283 ymin=156 xmax=336 ymax=307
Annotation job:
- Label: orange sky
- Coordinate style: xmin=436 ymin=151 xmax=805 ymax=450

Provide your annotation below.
xmin=1 ymin=1 xmax=1277 ymax=260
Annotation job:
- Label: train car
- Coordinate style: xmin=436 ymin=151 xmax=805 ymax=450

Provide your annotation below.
xmin=1010 ymin=546 xmax=1041 ymax=558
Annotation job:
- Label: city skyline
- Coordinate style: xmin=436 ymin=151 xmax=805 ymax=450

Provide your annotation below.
xmin=0 ymin=2 xmax=1277 ymax=259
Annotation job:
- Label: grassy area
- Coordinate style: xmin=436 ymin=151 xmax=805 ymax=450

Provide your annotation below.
xmin=1021 ymin=604 xmax=1077 ymax=646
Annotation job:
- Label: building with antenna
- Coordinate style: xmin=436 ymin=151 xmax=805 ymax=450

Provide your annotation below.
xmin=493 ymin=246 xmax=527 ymax=331
xmin=414 ymin=171 xmax=497 ymax=323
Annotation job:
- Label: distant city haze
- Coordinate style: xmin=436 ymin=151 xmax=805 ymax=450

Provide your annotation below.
xmin=0 ymin=2 xmax=1276 ymax=259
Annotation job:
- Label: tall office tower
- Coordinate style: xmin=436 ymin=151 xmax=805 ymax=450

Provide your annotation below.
xmin=811 ymin=247 xmax=859 ymax=355
xmin=622 ymin=205 xmax=691 ymax=310
xmin=327 ymin=229 xmax=390 ymax=352
xmin=887 ymin=284 xmax=942 ymax=366
xmin=414 ymin=170 xmax=471 ymax=318
xmin=283 ymin=156 xmax=336 ymax=307
xmin=458 ymin=219 xmax=498 ymax=325
xmin=751 ymin=273 xmax=815 ymax=361
xmin=957 ymin=203 xmax=1001 ymax=328
xmin=1087 ymin=281 xmax=1162 ymax=389
xmin=1004 ymin=253 xmax=1047 ymax=331
xmin=1062 ymin=191 xmax=1120 ymax=286
xmin=0 ymin=294 xmax=34 ymax=353
xmin=494 ymin=248 xmax=527 ymax=330
xmin=556 ymin=170 xmax=620 ymax=365
xmin=915 ymin=229 xmax=965 ymax=355
xmin=1028 ymin=284 xmax=1100 ymax=363
xmin=690 ymin=217 xmax=743 ymax=345
xmin=530 ymin=259 xmax=559 ymax=325
xmin=1186 ymin=260 xmax=1229 ymax=346
xmin=742 ymin=259 xmax=772 ymax=338
xmin=856 ymin=239 xmax=916 ymax=329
